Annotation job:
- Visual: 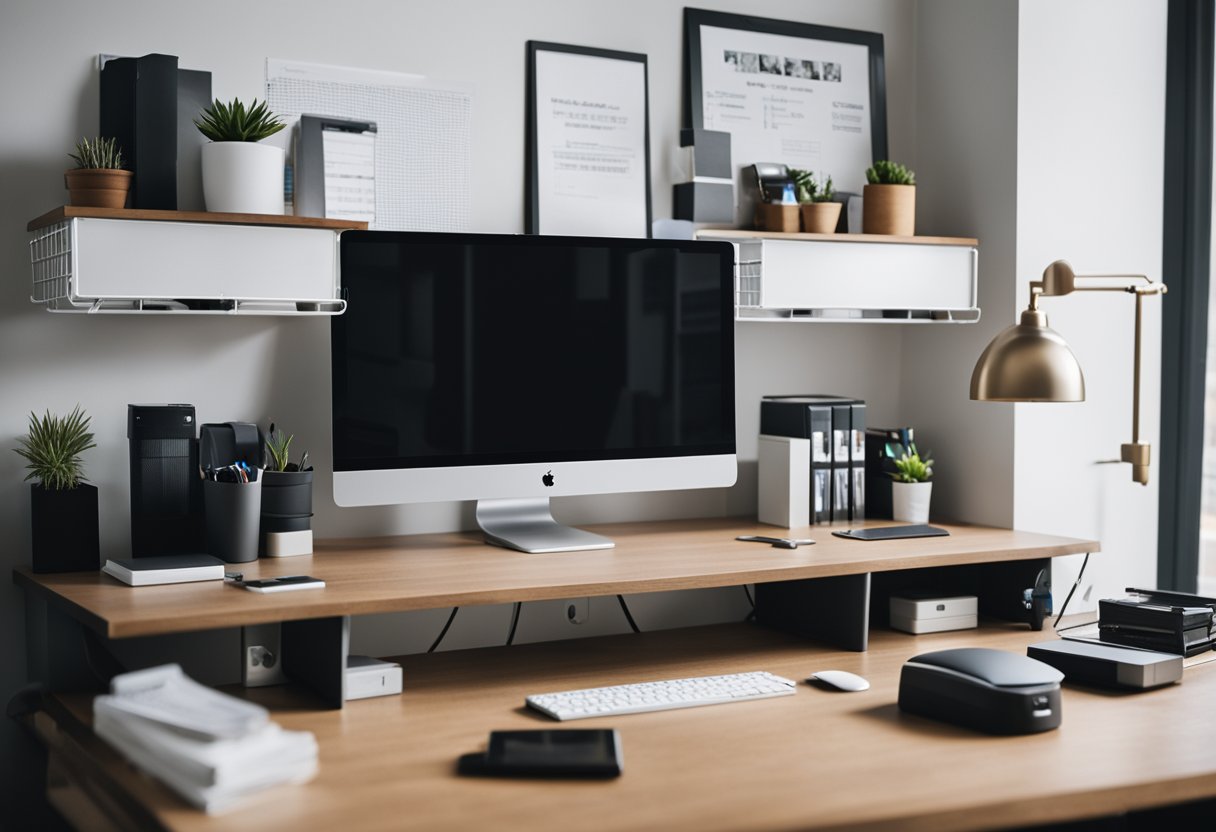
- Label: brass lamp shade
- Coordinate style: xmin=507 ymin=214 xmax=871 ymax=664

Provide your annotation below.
xmin=970 ymin=309 xmax=1085 ymax=402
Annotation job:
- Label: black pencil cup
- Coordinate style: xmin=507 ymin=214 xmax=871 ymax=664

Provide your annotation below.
xmin=203 ymin=476 xmax=262 ymax=563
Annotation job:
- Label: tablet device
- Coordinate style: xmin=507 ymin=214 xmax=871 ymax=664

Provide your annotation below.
xmin=457 ymin=729 xmax=622 ymax=778
xmin=832 ymin=525 xmax=950 ymax=542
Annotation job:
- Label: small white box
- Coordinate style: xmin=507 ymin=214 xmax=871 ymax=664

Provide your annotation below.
xmin=264 ymin=529 xmax=313 ymax=557
xmin=890 ymin=595 xmax=978 ymax=634
xmin=757 ymin=434 xmax=810 ymax=528
xmin=345 ymin=655 xmax=403 ymax=701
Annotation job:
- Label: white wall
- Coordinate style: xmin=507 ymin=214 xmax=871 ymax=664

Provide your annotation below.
xmin=1013 ymin=0 xmax=1166 ymax=608
xmin=0 ymin=0 xmax=916 ymax=782
xmin=902 ymin=0 xmax=1021 ymax=529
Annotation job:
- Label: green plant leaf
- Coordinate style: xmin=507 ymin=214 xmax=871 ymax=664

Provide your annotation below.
xmin=13 ymin=406 xmax=96 ymax=490
xmin=195 ymin=97 xmax=285 ymax=143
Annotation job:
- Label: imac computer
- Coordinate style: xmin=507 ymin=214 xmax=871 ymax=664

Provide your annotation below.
xmin=331 ymin=231 xmax=737 ymax=553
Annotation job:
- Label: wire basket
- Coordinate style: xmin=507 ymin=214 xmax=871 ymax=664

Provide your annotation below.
xmin=736 ymin=257 xmax=762 ymax=309
xmin=29 ymin=221 xmax=73 ymax=304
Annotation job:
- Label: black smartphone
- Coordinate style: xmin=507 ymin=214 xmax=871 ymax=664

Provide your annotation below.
xmin=242 ymin=575 xmax=326 ymax=593
xmin=457 ymin=729 xmax=622 ymax=778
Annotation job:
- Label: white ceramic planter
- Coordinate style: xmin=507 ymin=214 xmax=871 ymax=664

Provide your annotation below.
xmin=892 ymin=481 xmax=932 ymax=523
xmin=201 ymin=142 xmax=284 ymax=215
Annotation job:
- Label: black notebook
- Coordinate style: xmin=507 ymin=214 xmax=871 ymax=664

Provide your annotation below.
xmin=101 ymin=554 xmax=225 ymax=587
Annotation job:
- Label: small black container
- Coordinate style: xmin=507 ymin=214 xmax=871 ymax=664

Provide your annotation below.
xmin=30 ymin=483 xmax=101 ymax=573
xmin=260 ymin=469 xmax=313 ymax=552
xmin=203 ymin=477 xmax=263 ymax=564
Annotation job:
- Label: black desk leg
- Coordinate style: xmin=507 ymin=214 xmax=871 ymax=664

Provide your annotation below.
xmin=25 ymin=598 xmax=124 ymax=692
xmin=754 ymin=573 xmax=872 ymax=651
xmin=281 ymin=615 xmax=350 ymax=709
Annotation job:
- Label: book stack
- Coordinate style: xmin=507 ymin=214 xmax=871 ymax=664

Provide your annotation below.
xmin=94 ymin=664 xmax=317 ymax=813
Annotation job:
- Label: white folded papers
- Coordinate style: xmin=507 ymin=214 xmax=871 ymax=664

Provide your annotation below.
xmin=94 ymin=664 xmax=317 ymax=813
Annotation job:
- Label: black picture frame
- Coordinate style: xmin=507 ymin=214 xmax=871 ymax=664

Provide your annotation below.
xmin=526 ymin=41 xmax=652 ymax=237
xmin=682 ymin=8 xmax=888 ymax=163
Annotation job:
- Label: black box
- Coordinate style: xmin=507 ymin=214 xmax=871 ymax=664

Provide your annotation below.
xmin=101 ymin=53 xmax=179 ymax=209
xmin=128 ymin=404 xmax=200 ymax=557
xmin=30 ymin=483 xmax=100 ymax=573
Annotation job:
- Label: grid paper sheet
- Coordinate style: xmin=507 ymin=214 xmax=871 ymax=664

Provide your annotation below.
xmin=267 ymin=59 xmax=472 ymax=231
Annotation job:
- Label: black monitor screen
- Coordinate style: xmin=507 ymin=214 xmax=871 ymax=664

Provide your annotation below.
xmin=332 ymin=232 xmax=736 ymax=472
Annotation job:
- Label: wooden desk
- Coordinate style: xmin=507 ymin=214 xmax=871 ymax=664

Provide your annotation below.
xmin=17 ymin=518 xmax=1094 ymax=705
xmin=33 ymin=622 xmax=1216 ymax=832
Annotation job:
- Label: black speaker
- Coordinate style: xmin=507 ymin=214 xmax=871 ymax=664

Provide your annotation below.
xmin=128 ymin=404 xmax=201 ymax=557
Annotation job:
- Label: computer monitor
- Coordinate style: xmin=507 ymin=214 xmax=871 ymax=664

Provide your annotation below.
xmin=331 ymin=231 xmax=737 ymax=553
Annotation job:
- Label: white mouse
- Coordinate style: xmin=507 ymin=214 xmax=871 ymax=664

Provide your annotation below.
xmin=808 ymin=670 xmax=870 ymax=692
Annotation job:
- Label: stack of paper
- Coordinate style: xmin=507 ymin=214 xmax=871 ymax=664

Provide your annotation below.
xmin=93 ymin=664 xmax=317 ymax=813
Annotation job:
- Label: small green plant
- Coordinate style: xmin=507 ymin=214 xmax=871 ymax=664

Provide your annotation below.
xmin=195 ymin=98 xmax=286 ymax=143
xmin=14 ymin=406 xmax=96 ymax=491
xmin=264 ymin=423 xmax=294 ymax=472
xmin=788 ymin=169 xmax=836 ymax=203
xmin=69 ymin=137 xmax=125 ymax=170
xmin=866 ymin=160 xmax=916 ymax=186
xmin=890 ymin=447 xmax=934 ymax=483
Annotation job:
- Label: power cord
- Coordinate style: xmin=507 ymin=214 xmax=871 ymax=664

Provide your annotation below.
xmin=427 ymin=607 xmax=460 ymax=653
xmin=742 ymin=585 xmax=756 ymax=623
xmin=1052 ymin=552 xmax=1091 ymax=634
xmin=506 ymin=602 xmax=523 ymax=645
xmin=617 ymin=595 xmax=641 ymax=633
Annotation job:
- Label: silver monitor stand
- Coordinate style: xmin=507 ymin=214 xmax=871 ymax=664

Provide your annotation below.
xmin=476 ymin=498 xmax=615 ymax=554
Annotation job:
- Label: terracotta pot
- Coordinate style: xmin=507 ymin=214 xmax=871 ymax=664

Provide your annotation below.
xmin=64 ymin=168 xmax=133 ymax=209
xmin=800 ymin=201 xmax=843 ymax=234
xmin=862 ymin=184 xmax=916 ymax=236
xmin=754 ymin=203 xmax=800 ymax=233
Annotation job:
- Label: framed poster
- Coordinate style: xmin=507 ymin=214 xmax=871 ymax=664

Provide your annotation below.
xmin=683 ymin=9 xmax=887 ymax=222
xmin=527 ymin=41 xmax=652 ymax=237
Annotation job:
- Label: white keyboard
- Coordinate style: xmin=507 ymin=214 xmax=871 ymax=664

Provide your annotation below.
xmin=526 ymin=671 xmax=798 ymax=721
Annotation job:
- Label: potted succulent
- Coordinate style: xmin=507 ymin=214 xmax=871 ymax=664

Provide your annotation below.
xmin=889 ymin=446 xmax=934 ymax=523
xmin=14 ymin=407 xmax=101 ymax=573
xmin=195 ymin=98 xmax=286 ymax=215
xmin=790 ymin=169 xmax=841 ymax=234
xmin=259 ymin=423 xmax=314 ymax=556
xmin=64 ymin=137 xmax=132 ymax=208
xmin=863 ymin=160 xmax=916 ymax=236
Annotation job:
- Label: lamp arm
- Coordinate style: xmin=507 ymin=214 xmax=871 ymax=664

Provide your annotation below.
xmin=1025 ymin=272 xmax=1166 ymax=485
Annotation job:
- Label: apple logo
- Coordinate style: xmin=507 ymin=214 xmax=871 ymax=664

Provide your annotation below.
xmin=542 ymin=470 xmax=555 ymax=487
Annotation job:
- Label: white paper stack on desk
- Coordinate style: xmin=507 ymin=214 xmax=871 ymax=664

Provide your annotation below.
xmin=93 ymin=664 xmax=317 ymax=813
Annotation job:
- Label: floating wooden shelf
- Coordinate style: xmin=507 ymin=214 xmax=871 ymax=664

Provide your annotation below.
xmin=27 ymin=206 xmax=367 ymax=232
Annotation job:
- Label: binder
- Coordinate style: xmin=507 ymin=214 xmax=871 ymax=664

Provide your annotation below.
xmin=830 ymin=404 xmax=852 ymax=522
xmin=760 ymin=395 xmax=864 ymax=524
xmin=849 ymin=403 xmax=866 ymax=521
xmin=101 ymin=53 xmax=180 ymax=209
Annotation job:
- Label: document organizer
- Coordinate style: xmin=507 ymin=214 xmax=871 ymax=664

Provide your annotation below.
xmin=27 ymin=209 xmax=361 ymax=315
xmin=697 ymin=231 xmax=980 ymax=324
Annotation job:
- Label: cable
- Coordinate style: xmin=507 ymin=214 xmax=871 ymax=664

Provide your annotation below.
xmin=506 ymin=602 xmax=523 ymax=645
xmin=1053 ymin=552 xmax=1091 ymax=629
xmin=741 ymin=584 xmax=757 ymax=623
xmin=617 ymin=594 xmax=641 ymax=633
xmin=427 ymin=607 xmax=459 ymax=653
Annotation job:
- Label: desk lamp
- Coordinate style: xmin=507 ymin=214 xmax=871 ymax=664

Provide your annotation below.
xmin=970 ymin=260 xmax=1167 ymax=485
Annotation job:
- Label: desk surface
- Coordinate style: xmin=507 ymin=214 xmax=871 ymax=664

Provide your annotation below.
xmin=45 ymin=621 xmax=1216 ymax=832
xmin=14 ymin=518 xmax=1096 ymax=638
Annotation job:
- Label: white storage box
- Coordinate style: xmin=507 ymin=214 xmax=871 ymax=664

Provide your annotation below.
xmin=29 ymin=214 xmax=349 ymax=315
xmin=890 ymin=594 xmax=978 ymax=634
xmin=698 ymin=232 xmax=980 ymax=323
xmin=757 ymin=435 xmax=810 ymax=528
xmin=345 ymin=656 xmax=403 ymax=701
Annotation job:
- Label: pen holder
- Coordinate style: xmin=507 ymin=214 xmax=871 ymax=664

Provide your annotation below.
xmin=203 ymin=476 xmax=263 ymax=563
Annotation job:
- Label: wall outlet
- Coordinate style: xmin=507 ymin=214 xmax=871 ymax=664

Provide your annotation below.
xmin=565 ymin=598 xmax=590 ymax=625
xmin=242 ymin=623 xmax=288 ymax=687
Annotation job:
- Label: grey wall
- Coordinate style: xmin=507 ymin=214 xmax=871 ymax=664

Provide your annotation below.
xmin=0 ymin=0 xmax=916 ymax=784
